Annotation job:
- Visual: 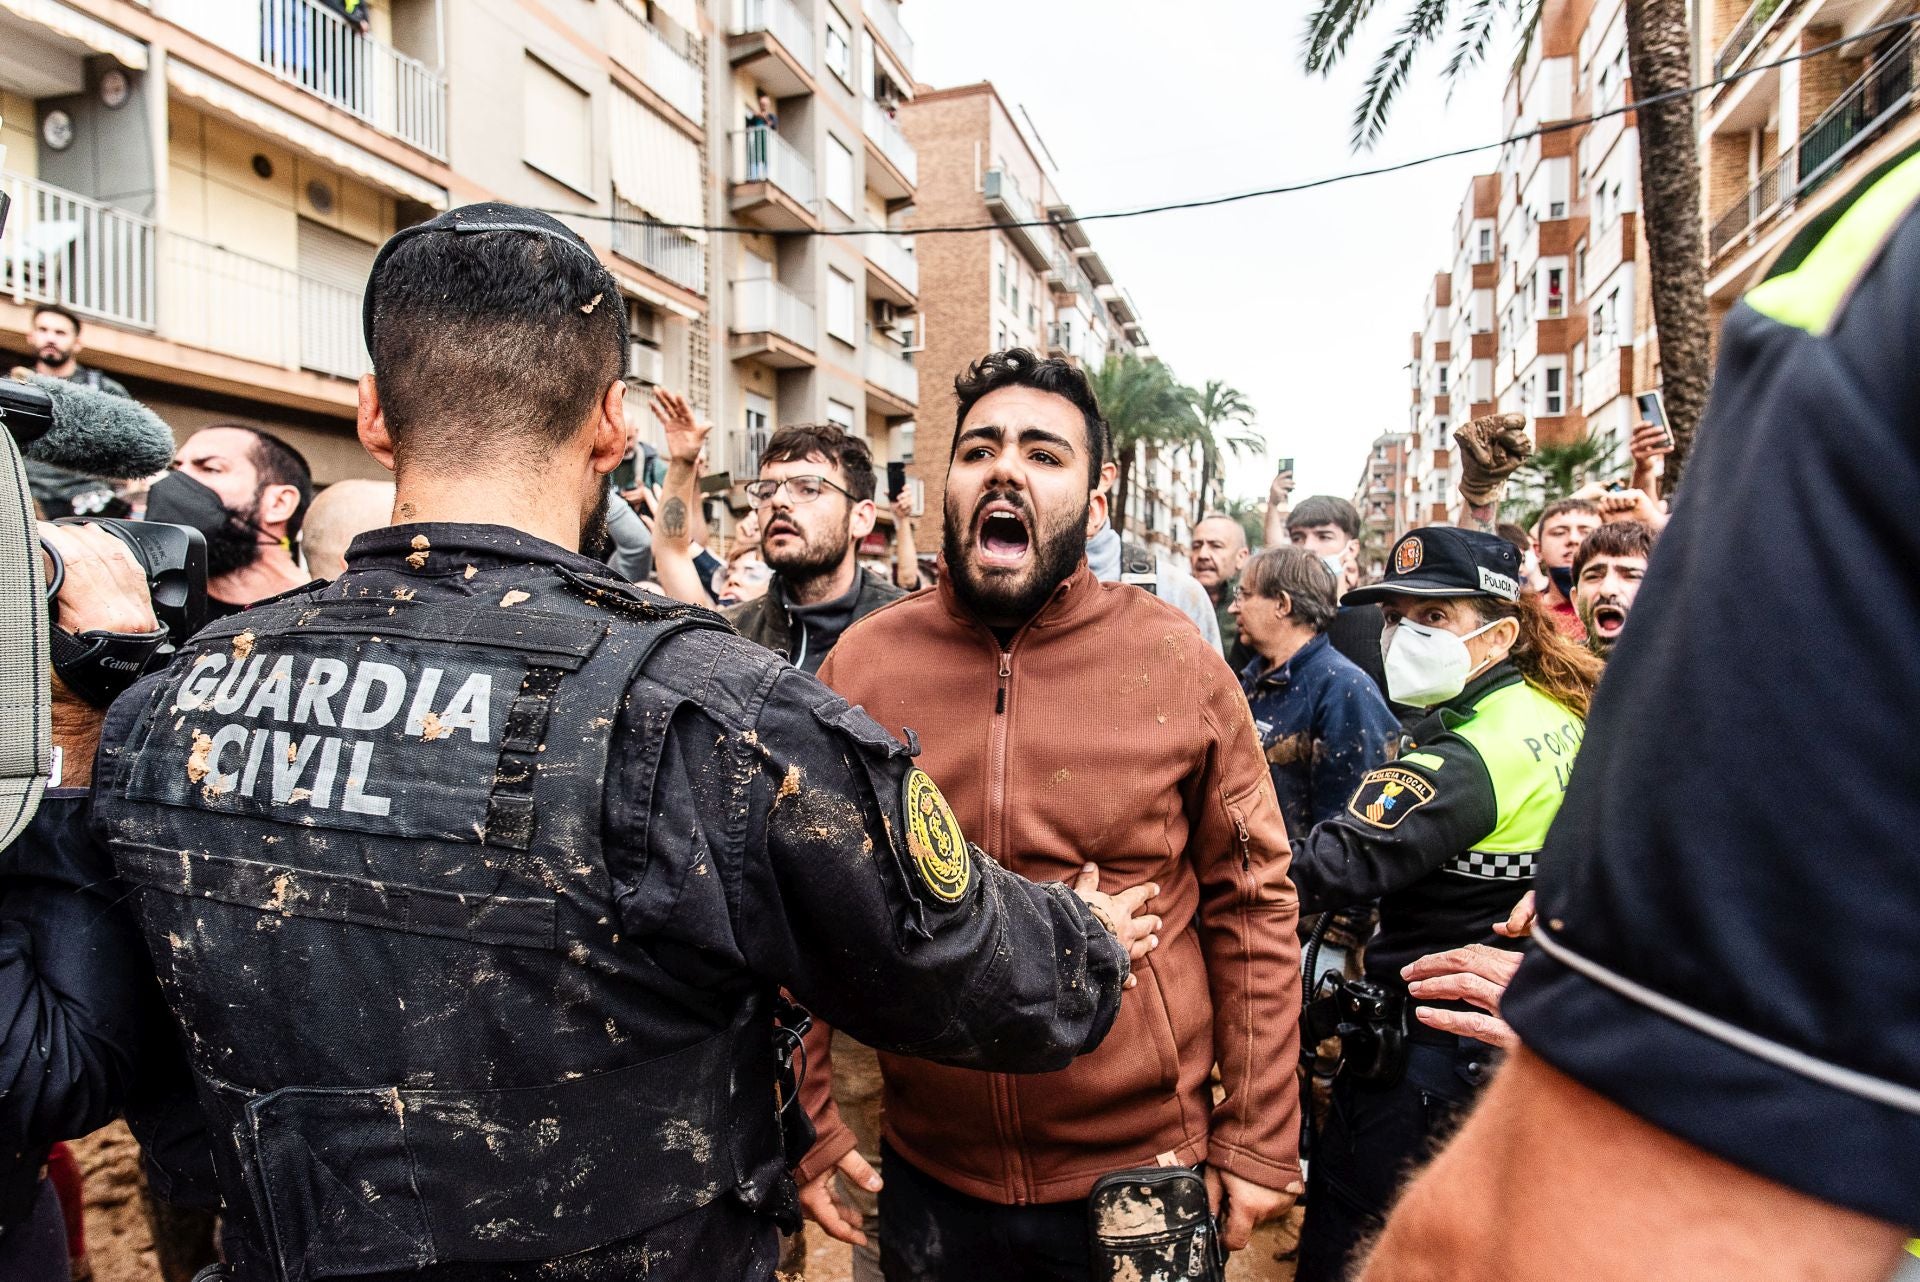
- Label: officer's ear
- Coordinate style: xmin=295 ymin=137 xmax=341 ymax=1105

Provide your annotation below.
xmin=589 ymin=380 xmax=628 ymax=476
xmin=356 ymin=374 xmax=397 ymax=471
xmin=1482 ymin=615 xmax=1521 ymax=664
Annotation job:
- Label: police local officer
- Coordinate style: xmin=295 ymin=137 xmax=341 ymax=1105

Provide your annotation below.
xmin=87 ymin=205 xmax=1155 ymax=1282
xmin=1287 ymin=527 xmax=1604 ymax=1282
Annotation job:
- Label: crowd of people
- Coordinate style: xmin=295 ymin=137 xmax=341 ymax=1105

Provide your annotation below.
xmin=3 ymin=175 xmax=1918 ymax=1282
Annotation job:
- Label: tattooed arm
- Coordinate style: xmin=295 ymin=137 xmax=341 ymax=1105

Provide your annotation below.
xmin=647 ymin=389 xmax=716 ymax=606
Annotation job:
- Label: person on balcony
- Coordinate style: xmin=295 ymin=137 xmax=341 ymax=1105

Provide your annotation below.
xmin=15 ymin=305 xmax=130 ymax=519
xmin=746 ymin=92 xmax=779 ymax=181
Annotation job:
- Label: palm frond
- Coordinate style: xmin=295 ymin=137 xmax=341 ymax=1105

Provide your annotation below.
xmin=1303 ymin=0 xmax=1387 ymax=74
xmin=1442 ymin=0 xmax=1506 ymax=84
xmin=1352 ymin=0 xmax=1454 ymax=150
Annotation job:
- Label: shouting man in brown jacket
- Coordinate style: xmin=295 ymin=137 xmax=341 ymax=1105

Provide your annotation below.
xmin=796 ymin=349 xmax=1303 ymax=1280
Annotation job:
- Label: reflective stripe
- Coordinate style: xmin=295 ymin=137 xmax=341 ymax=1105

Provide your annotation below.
xmin=1746 ymin=150 xmax=1920 ymax=335
xmin=1532 ymin=927 xmax=1920 ymax=1117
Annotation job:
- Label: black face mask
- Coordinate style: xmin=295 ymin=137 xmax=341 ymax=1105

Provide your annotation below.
xmin=145 ymin=471 xmax=267 ymax=579
xmin=1547 ymin=564 xmax=1576 ymax=598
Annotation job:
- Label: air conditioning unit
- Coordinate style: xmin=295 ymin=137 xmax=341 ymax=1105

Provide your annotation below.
xmin=628 ymin=342 xmax=665 ymax=386
xmin=874 ymin=301 xmax=902 ymax=332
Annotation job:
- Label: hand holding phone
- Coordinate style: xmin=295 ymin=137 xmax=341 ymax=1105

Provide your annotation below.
xmin=886 ymin=461 xmax=908 ymax=502
xmin=1635 ymin=392 xmax=1675 ymax=452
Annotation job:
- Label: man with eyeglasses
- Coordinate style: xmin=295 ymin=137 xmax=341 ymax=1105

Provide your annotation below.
xmin=727 ymin=423 xmax=905 ymax=674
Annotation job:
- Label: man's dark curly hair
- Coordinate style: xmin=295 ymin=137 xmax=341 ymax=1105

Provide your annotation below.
xmin=951 ymin=348 xmax=1108 ymax=484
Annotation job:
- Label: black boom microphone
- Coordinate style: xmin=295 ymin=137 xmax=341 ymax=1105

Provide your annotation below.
xmin=0 ymin=374 xmax=178 ymax=479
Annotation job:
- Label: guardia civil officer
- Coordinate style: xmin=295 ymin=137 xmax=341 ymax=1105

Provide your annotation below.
xmin=85 ymin=205 xmax=1156 ymax=1282
xmin=1288 ymin=527 xmax=1603 ymax=1282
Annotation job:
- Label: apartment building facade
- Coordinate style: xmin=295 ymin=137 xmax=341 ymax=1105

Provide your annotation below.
xmin=0 ymin=0 xmax=924 ymax=561
xmin=1405 ymin=0 xmax=1659 ymax=524
xmin=1700 ymin=0 xmax=1918 ymax=323
xmin=896 ymin=82 xmax=1183 ymax=557
xmin=1352 ymin=430 xmax=1414 ymax=578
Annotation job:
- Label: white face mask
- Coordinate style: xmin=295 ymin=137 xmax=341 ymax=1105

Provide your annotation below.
xmin=1319 ymin=553 xmax=1345 ymax=586
xmin=1383 ymin=617 xmax=1504 ymax=707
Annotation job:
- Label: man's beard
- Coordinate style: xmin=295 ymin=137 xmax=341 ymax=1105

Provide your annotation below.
xmin=761 ymin=512 xmax=852 ymax=588
xmin=36 ymin=343 xmax=69 ymax=368
xmin=205 ymin=496 xmax=267 ymax=578
xmin=943 ymin=488 xmax=1086 ymax=628
xmin=579 ymin=485 xmax=614 ymax=562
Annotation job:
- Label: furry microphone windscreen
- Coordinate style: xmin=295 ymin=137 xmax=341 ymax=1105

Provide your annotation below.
xmin=10 ymin=375 xmax=176 ymax=479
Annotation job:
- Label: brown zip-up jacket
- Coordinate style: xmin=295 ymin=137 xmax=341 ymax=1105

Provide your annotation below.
xmin=797 ymin=559 xmax=1303 ymax=1203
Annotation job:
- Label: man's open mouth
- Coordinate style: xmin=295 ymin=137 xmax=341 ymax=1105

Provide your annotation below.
xmin=1592 ymin=604 xmax=1627 ymax=637
xmin=974 ymin=501 xmax=1032 ymax=569
xmin=763 ymin=519 xmax=802 ymax=543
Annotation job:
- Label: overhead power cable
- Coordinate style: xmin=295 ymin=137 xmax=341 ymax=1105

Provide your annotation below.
xmin=540 ymin=13 xmax=1920 ymax=241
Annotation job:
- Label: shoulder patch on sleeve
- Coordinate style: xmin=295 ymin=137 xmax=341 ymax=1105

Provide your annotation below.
xmin=905 ymin=768 xmax=971 ymax=903
xmin=1402 ymin=752 xmax=1446 ymax=771
xmin=1348 ymin=766 xmax=1438 ymax=830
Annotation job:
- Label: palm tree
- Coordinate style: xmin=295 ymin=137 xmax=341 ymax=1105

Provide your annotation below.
xmin=1215 ymin=494 xmax=1268 ymax=550
xmin=1190 ymin=380 xmax=1265 ymax=518
xmin=1301 ymin=0 xmax=1709 ymax=483
xmin=1087 ymin=354 xmax=1197 ymax=537
xmin=1504 ymin=432 xmax=1612 ymax=527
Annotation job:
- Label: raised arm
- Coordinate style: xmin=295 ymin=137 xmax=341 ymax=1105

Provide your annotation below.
xmin=646 ymin=388 xmax=716 ymax=606
xmin=1451 ymin=413 xmax=1532 ymax=534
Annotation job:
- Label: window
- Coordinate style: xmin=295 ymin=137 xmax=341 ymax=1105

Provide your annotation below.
xmin=523 ymin=55 xmax=592 ymax=193
xmin=1476 ymin=228 xmax=1492 ymax=264
xmin=1545 ymin=366 xmax=1563 ymax=415
xmin=827 ymin=268 xmax=856 ymax=344
xmin=742 ymin=394 xmax=772 ymax=474
xmin=1546 ymin=267 xmax=1564 ymax=317
xmin=1010 ymin=271 xmax=1020 ymax=316
xmin=1437 ymin=366 xmax=1450 ymax=395
xmin=826 ymin=134 xmax=855 ymax=215
xmin=825 ymin=11 xmax=853 ymax=87
xmin=826 ymin=398 xmax=855 ymax=430
xmin=997 ymin=245 xmax=1007 ymax=303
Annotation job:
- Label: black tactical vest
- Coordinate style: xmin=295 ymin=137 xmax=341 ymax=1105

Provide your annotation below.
xmin=96 ymin=568 xmax=795 ymax=1281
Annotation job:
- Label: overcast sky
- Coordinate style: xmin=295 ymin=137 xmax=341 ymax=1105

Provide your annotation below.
xmin=909 ymin=0 xmax=1509 ymax=516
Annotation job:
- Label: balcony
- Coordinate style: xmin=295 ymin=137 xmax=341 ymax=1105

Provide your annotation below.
xmin=610 ymin=0 xmax=706 ymax=126
xmin=1047 ymin=248 xmax=1086 ymax=301
xmin=1709 ymin=29 xmax=1915 ymax=261
xmin=862 ymin=99 xmax=918 ymax=199
xmin=3 ymin=171 xmax=370 ymax=382
xmin=155 ymin=0 xmax=447 ymax=159
xmin=864 ymin=340 xmax=917 ymax=417
xmin=983 ymin=168 xmax=1052 ymax=269
xmin=730 ymin=277 xmax=817 ymax=366
xmin=866 ymin=0 xmax=914 ymax=75
xmin=611 ymin=194 xmax=708 ymax=296
xmin=862 ymin=228 xmax=918 ymax=303
xmin=2 ymin=173 xmax=155 ymax=332
xmin=730 ymin=0 xmax=815 ymax=97
xmin=1046 ymin=321 xmax=1074 ymax=359
xmin=1714 ymin=0 xmax=1794 ymax=81
xmin=161 ymin=234 xmax=370 ymax=380
xmin=730 ymin=128 xmax=818 ymax=230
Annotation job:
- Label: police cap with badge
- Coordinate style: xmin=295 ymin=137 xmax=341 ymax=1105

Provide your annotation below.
xmin=1342 ymin=526 xmax=1522 ymax=606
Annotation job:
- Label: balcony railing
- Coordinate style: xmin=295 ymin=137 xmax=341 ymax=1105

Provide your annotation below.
xmin=731 ymin=277 xmax=817 ymax=350
xmin=157 ymin=0 xmax=447 ymax=158
xmin=160 ymin=233 xmax=370 ymax=379
xmin=861 ymin=99 xmax=918 ymax=186
xmin=862 ymin=228 xmax=918 ymax=293
xmin=1046 ymin=321 xmax=1075 ymax=357
xmin=735 ymin=0 xmax=815 ymax=72
xmin=866 ymin=0 xmax=914 ymax=73
xmin=1 ymin=172 xmax=155 ymax=331
xmin=983 ymin=168 xmax=1051 ymax=268
xmin=732 ymin=127 xmax=816 ymax=209
xmin=1714 ymin=0 xmax=1791 ymax=80
xmin=612 ymin=195 xmax=708 ymax=295
xmin=1797 ymin=29 xmax=1913 ymax=193
xmin=865 ymin=340 xmax=917 ymax=405
xmin=1710 ymin=30 xmax=1916 ymax=259
xmin=611 ymin=0 xmax=706 ymax=125
xmin=1709 ymin=150 xmax=1790 ymax=257
xmin=731 ymin=421 xmax=772 ymax=476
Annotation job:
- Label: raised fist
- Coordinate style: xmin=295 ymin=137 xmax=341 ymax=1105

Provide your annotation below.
xmin=1455 ymin=412 xmax=1532 ymax=505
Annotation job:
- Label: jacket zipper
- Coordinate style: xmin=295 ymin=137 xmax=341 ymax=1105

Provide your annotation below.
xmin=987 ymin=642 xmax=1023 ymax=1198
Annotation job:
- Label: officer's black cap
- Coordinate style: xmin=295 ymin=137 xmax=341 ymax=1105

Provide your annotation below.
xmin=1343 ymin=526 xmax=1523 ymax=605
xmin=361 ymin=202 xmax=612 ymax=349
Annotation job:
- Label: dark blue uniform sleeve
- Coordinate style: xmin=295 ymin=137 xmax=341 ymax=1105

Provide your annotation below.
xmin=1503 ymin=174 xmax=1920 ymax=1231
xmin=1307 ymin=670 xmax=1402 ymax=830
xmin=1290 ymin=740 xmax=1498 ymax=916
xmin=609 ymin=663 xmax=1126 ymax=1074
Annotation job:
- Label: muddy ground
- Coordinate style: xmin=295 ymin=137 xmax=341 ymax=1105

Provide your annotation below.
xmin=74 ymin=1123 xmax=1299 ymax=1282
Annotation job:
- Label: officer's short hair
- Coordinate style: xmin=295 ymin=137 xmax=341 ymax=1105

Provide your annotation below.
xmin=1572 ymin=518 xmax=1656 ymax=580
xmin=951 ymin=348 xmax=1107 ymax=485
xmin=760 ymin=424 xmax=877 ymax=502
xmin=1242 ymin=545 xmax=1338 ymax=633
xmin=367 ymin=228 xmax=625 ymax=467
xmin=1286 ymin=496 xmax=1360 ymax=540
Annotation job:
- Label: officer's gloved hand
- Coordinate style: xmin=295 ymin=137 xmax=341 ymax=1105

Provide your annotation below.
xmin=1070 ymin=864 xmax=1161 ymax=989
xmin=1455 ymin=412 xmax=1533 ymax=506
